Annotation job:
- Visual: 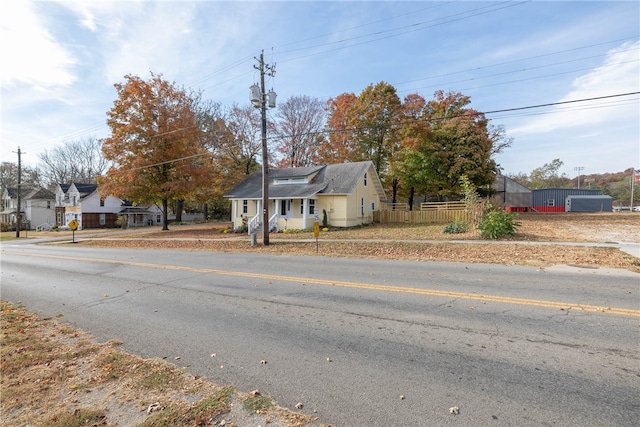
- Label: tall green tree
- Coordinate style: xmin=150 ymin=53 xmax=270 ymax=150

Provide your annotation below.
xmin=528 ymin=159 xmax=570 ymax=189
xmin=99 ymin=73 xmax=210 ymax=230
xmin=398 ymin=90 xmax=504 ymax=201
xmin=350 ymin=82 xmax=402 ymax=177
xmin=395 ymin=93 xmax=429 ymax=208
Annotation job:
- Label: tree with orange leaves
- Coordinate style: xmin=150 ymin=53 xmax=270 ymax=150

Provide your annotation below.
xmin=99 ymin=73 xmax=210 ymax=230
xmin=317 ymin=92 xmax=360 ymax=165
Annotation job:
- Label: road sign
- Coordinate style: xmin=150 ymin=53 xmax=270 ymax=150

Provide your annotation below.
xmin=313 ymin=221 xmax=320 ymax=237
xmin=68 ymin=219 xmax=79 ymax=231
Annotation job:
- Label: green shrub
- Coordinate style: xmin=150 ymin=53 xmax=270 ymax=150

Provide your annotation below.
xmin=477 ymin=208 xmax=520 ymax=239
xmin=443 ymin=219 xmax=470 ymax=234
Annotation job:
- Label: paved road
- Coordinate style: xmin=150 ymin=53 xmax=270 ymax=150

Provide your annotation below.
xmin=1 ymin=243 xmax=639 ymax=426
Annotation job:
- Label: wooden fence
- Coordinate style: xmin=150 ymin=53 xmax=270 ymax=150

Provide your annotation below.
xmin=420 ymin=201 xmax=466 ymax=211
xmin=375 ymin=201 xmax=473 ymax=224
xmin=374 ymin=209 xmax=471 ymax=224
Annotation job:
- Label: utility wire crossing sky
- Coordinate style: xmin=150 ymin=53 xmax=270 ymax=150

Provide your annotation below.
xmin=1 ymin=0 xmax=639 ymax=178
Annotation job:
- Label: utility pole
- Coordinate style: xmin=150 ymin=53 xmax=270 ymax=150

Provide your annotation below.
xmin=251 ymin=50 xmax=276 ymax=245
xmin=574 ymin=166 xmax=584 ymax=189
xmin=14 ymin=147 xmax=23 ymax=238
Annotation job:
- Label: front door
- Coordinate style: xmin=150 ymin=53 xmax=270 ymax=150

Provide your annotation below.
xmin=280 ymin=199 xmax=292 ymax=218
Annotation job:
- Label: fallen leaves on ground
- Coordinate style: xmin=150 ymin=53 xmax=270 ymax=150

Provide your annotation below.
xmin=0 ymin=301 xmax=313 ymax=427
xmin=77 ymin=213 xmax=640 ymax=273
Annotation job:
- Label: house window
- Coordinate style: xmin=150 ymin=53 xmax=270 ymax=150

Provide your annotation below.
xmin=100 ymin=198 xmax=105 ymax=207
xmin=371 ymin=201 xmax=375 ymax=211
xmin=361 ymin=197 xmax=365 ymax=215
xmin=242 ymin=200 xmax=248 ymax=214
xmin=99 ymin=214 xmax=106 ymax=225
xmin=308 ymin=199 xmax=316 ymax=215
xmin=156 ymin=215 xmax=161 ymax=224
xmin=72 ymin=196 xmax=77 ymax=206
xmin=363 ymin=172 xmax=368 ymax=186
xmin=547 ymin=199 xmax=555 ymax=207
xmin=56 ymin=212 xmax=61 ymax=225
xmin=300 ymin=199 xmax=304 ymax=215
xmin=47 ymin=201 xmax=51 ymax=209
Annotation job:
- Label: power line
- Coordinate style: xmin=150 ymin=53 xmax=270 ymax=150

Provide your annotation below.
xmin=9 ymin=2 xmax=637 ymax=159
xmin=482 ymin=92 xmax=640 ymax=115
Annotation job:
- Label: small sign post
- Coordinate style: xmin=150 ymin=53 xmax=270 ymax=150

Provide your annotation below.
xmin=68 ymin=219 xmax=79 ymax=243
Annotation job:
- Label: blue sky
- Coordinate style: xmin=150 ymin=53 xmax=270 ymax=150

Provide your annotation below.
xmin=1 ymin=0 xmax=639 ymax=178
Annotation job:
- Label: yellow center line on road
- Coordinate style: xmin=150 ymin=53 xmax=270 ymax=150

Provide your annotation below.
xmin=6 ymin=251 xmax=640 ymax=317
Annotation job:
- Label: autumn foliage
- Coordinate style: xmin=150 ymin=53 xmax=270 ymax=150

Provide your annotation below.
xmin=100 ymin=73 xmax=211 ymax=229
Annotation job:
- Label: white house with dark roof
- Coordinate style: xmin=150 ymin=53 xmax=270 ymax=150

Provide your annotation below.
xmin=224 ymin=161 xmax=388 ymax=232
xmin=1 ymin=186 xmax=55 ymax=229
xmin=55 ymin=183 xmax=123 ymax=229
xmin=55 ymin=183 xmax=165 ymax=229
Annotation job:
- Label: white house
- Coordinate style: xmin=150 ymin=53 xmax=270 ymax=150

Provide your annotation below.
xmin=55 ymin=183 xmax=122 ymax=229
xmin=224 ymin=161 xmax=388 ymax=233
xmin=55 ymin=183 xmax=164 ymax=229
xmin=118 ymin=202 xmax=164 ymax=228
xmin=1 ymin=187 xmax=55 ymax=229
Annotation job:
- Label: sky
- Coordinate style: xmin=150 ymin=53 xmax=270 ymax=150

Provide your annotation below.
xmin=1 ymin=0 xmax=639 ymax=179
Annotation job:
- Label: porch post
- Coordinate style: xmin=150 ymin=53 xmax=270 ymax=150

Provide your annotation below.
xmin=232 ymin=200 xmax=237 ymax=225
xmin=302 ymin=198 xmax=308 ymax=229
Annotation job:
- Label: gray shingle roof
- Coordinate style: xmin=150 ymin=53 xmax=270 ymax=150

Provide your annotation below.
xmin=4 ymin=187 xmax=54 ymax=200
xmin=224 ymin=161 xmax=387 ymax=200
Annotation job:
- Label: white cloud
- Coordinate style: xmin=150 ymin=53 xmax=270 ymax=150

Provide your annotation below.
xmin=0 ymin=1 xmax=77 ymax=89
xmin=509 ymin=40 xmax=640 ymax=135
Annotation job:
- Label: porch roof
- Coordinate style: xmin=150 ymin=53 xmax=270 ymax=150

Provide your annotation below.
xmin=119 ymin=207 xmax=155 ymax=215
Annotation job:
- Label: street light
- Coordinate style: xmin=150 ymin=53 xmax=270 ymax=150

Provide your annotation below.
xmin=250 ymin=50 xmax=276 ymax=245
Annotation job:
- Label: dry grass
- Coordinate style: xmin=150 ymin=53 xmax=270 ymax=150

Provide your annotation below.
xmin=77 ymin=212 xmax=640 ymax=273
xmin=0 ymin=301 xmax=314 ymax=427
xmin=2 ymin=213 xmax=638 ymax=427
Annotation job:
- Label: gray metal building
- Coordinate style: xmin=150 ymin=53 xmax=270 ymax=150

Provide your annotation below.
xmin=493 ymin=176 xmax=532 ymax=210
xmin=565 ymin=195 xmax=613 ymax=212
xmin=532 ymin=188 xmax=601 ymax=212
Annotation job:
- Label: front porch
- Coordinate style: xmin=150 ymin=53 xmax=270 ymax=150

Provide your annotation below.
xmin=231 ymin=198 xmax=320 ymax=234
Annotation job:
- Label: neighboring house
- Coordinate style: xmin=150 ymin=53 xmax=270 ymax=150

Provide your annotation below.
xmin=55 ymin=183 xmax=122 ymax=229
xmin=55 ymin=183 xmax=166 ymax=229
xmin=1 ymin=187 xmax=55 ymax=229
xmin=119 ymin=202 xmax=164 ymax=228
xmin=224 ymin=161 xmax=388 ymax=232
